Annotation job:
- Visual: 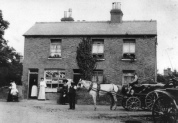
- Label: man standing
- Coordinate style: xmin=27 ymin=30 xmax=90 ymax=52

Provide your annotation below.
xmin=68 ymin=81 xmax=77 ymax=110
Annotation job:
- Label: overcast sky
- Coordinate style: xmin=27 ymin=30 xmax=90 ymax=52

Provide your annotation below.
xmin=0 ymin=0 xmax=178 ymax=74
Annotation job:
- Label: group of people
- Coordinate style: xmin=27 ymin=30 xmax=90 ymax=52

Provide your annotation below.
xmin=61 ymin=79 xmax=77 ymax=110
xmin=31 ymin=77 xmax=77 ymax=110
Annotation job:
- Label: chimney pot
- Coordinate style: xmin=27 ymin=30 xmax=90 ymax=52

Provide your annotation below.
xmin=64 ymin=11 xmax=67 ymax=18
xmin=68 ymin=8 xmax=72 ymax=17
xmin=110 ymin=2 xmax=123 ymax=23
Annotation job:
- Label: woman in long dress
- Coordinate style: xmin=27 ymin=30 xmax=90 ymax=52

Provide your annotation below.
xmin=31 ymin=79 xmax=38 ymax=98
xmin=38 ymin=78 xmax=46 ymax=100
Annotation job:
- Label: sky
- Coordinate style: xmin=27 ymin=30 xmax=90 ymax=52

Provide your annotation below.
xmin=0 ymin=0 xmax=178 ymax=74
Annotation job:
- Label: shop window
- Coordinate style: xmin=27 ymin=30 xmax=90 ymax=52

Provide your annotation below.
xmin=92 ymin=39 xmax=104 ymax=59
xmin=122 ymin=39 xmax=136 ymax=60
xmin=49 ymin=39 xmax=61 ymax=58
xmin=44 ymin=70 xmax=65 ymax=92
xmin=92 ymin=70 xmax=103 ymax=83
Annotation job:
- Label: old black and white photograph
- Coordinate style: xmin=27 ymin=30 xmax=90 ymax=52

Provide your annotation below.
xmin=0 ymin=0 xmax=178 ymax=123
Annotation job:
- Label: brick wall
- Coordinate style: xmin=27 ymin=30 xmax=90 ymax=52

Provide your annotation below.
xmin=22 ymin=36 xmax=157 ymax=99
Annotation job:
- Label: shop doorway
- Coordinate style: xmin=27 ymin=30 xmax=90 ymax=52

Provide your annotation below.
xmin=28 ymin=69 xmax=38 ymax=99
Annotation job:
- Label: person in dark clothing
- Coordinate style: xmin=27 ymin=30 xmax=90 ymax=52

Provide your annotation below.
xmin=68 ymin=81 xmax=77 ymax=110
xmin=7 ymin=87 xmax=12 ymax=102
xmin=61 ymin=80 xmax=68 ymax=105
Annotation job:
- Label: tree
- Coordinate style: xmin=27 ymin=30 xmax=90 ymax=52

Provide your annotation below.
xmin=0 ymin=10 xmax=22 ymax=86
xmin=76 ymin=37 xmax=97 ymax=80
xmin=0 ymin=10 xmax=10 ymax=66
xmin=157 ymin=73 xmax=166 ymax=83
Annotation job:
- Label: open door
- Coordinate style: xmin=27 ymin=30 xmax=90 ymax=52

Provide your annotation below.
xmin=28 ymin=69 xmax=38 ymax=99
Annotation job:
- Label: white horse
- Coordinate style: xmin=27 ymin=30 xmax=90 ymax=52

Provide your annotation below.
xmin=77 ymin=79 xmax=122 ymax=111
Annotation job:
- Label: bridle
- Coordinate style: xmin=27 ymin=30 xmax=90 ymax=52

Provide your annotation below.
xmin=78 ymin=79 xmax=93 ymax=91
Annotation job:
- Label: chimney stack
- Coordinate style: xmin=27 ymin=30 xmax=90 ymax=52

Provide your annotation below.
xmin=61 ymin=8 xmax=74 ymax=21
xmin=64 ymin=11 xmax=67 ymax=18
xmin=68 ymin=8 xmax=72 ymax=17
xmin=110 ymin=2 xmax=123 ymax=23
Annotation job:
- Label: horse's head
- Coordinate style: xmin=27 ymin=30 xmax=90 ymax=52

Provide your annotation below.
xmin=77 ymin=79 xmax=84 ymax=89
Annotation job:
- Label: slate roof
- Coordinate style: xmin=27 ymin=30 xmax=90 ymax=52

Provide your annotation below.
xmin=24 ymin=21 xmax=157 ymax=36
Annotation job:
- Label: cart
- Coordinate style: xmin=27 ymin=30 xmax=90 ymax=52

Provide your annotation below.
xmin=152 ymin=88 xmax=178 ymax=123
xmin=121 ymin=77 xmax=177 ymax=111
xmin=121 ymin=84 xmax=160 ymax=111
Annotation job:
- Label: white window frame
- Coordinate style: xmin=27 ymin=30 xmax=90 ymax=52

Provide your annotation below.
xmin=92 ymin=39 xmax=104 ymax=59
xmin=44 ymin=69 xmax=65 ymax=92
xmin=122 ymin=70 xmax=135 ymax=85
xmin=123 ymin=39 xmax=135 ymax=54
xmin=92 ymin=41 xmax=104 ymax=54
xmin=92 ymin=70 xmax=103 ymax=83
xmin=49 ymin=39 xmax=62 ymax=58
xmin=122 ymin=39 xmax=136 ymax=60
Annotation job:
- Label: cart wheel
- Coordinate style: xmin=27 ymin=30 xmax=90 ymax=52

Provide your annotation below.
xmin=152 ymin=96 xmax=177 ymax=123
xmin=126 ymin=97 xmax=141 ymax=111
xmin=145 ymin=91 xmax=158 ymax=110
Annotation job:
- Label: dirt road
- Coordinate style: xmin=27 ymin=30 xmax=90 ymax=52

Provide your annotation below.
xmin=0 ymin=99 xmax=153 ymax=123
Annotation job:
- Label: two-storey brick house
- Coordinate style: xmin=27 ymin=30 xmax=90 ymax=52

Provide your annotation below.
xmin=22 ymin=3 xmax=157 ymax=99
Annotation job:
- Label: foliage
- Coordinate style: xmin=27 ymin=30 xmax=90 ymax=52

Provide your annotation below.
xmin=172 ymin=70 xmax=178 ymax=77
xmin=0 ymin=10 xmax=10 ymax=66
xmin=0 ymin=10 xmax=22 ymax=87
xmin=76 ymin=37 xmax=97 ymax=80
xmin=157 ymin=73 xmax=166 ymax=83
xmin=157 ymin=71 xmax=178 ymax=85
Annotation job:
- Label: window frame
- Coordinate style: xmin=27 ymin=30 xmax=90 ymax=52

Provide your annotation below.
xmin=49 ymin=39 xmax=62 ymax=59
xmin=122 ymin=70 xmax=135 ymax=85
xmin=92 ymin=70 xmax=104 ymax=83
xmin=122 ymin=39 xmax=136 ymax=60
xmin=44 ymin=69 xmax=65 ymax=92
xmin=92 ymin=39 xmax=104 ymax=60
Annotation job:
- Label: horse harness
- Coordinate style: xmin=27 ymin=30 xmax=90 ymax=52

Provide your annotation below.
xmin=88 ymin=82 xmax=117 ymax=96
xmin=88 ymin=82 xmax=93 ymax=92
xmin=88 ymin=83 xmax=100 ymax=92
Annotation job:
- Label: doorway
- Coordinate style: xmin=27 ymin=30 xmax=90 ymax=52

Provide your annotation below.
xmin=73 ymin=69 xmax=82 ymax=84
xmin=28 ymin=69 xmax=38 ymax=99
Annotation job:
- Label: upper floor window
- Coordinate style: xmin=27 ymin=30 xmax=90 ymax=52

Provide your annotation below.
xmin=92 ymin=70 xmax=103 ymax=83
xmin=92 ymin=39 xmax=104 ymax=59
xmin=123 ymin=39 xmax=136 ymax=59
xmin=49 ymin=39 xmax=61 ymax=58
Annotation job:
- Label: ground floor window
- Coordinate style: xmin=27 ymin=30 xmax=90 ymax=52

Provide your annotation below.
xmin=92 ymin=70 xmax=103 ymax=83
xmin=44 ymin=69 xmax=65 ymax=92
xmin=122 ymin=70 xmax=135 ymax=85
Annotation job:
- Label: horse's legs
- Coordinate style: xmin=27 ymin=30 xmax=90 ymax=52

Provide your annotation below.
xmin=110 ymin=94 xmax=114 ymax=110
xmin=92 ymin=95 xmax=97 ymax=111
xmin=112 ymin=95 xmax=117 ymax=110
